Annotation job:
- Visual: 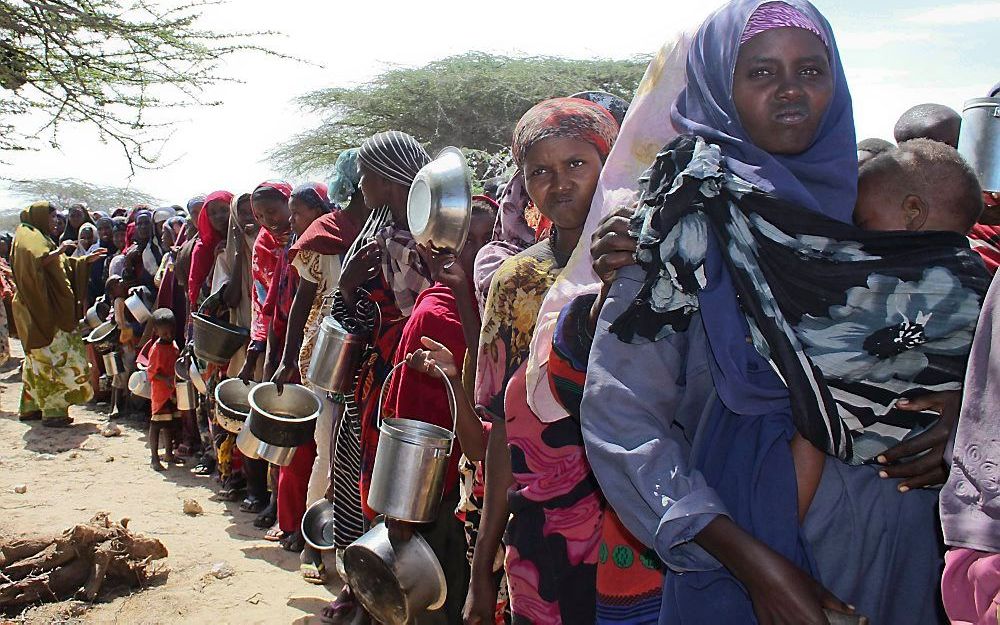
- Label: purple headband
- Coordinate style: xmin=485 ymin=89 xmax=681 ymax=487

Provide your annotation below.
xmin=740 ymin=1 xmax=827 ymax=47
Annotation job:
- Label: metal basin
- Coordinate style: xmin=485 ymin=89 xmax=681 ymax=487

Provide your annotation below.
xmin=344 ymin=521 xmax=446 ymax=625
xmin=85 ymin=321 xmax=119 ymax=355
xmin=301 ymin=499 xmax=337 ymax=551
xmin=407 ymin=146 xmax=472 ymax=253
xmin=958 ymin=97 xmax=1000 ymax=193
xmin=236 ymin=416 xmax=263 ymax=459
xmin=192 ymin=313 xmax=250 ymax=365
xmin=248 ymin=383 xmax=320 ymax=448
xmin=257 ymin=442 xmax=296 ymax=466
xmin=214 ymin=378 xmax=254 ymax=433
xmin=124 ymin=287 xmax=152 ymax=323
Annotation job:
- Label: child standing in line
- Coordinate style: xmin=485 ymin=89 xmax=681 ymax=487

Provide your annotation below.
xmin=147 ymin=308 xmax=180 ymax=471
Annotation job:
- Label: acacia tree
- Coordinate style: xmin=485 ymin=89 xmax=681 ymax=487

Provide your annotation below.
xmin=0 ymin=0 xmax=280 ymax=170
xmin=5 ymin=176 xmax=160 ymax=208
xmin=270 ymin=52 xmax=649 ymax=177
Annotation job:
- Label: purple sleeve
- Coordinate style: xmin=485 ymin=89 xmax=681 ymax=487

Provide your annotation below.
xmin=581 ymin=265 xmax=729 ymax=573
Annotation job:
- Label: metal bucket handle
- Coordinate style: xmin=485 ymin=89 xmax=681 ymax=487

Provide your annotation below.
xmin=376 ymin=360 xmax=458 ymax=454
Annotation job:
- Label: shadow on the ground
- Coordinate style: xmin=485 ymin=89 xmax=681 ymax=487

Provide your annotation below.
xmin=241 ymin=543 xmax=301 ymax=573
xmin=289 ymin=596 xmax=334 ymax=624
xmin=19 ymin=420 xmax=100 ymax=454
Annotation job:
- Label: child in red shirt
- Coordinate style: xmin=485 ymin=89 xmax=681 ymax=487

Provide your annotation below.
xmin=147 ymin=308 xmax=180 ymax=471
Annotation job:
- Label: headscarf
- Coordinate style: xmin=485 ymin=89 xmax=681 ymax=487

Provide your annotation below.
xmin=188 ymin=190 xmax=234 ymax=305
xmin=11 ymin=201 xmax=78 ymax=350
xmin=124 ymin=209 xmax=162 ymax=276
xmin=740 ymin=0 xmax=827 ymax=45
xmin=569 ymin=91 xmax=631 ymax=127
xmin=74 ymin=223 xmax=100 ymax=257
xmin=358 ymin=131 xmax=430 ymax=187
xmin=291 ymin=182 xmax=330 ymax=214
xmin=220 ymin=192 xmax=255 ymax=328
xmin=510 ymin=97 xmax=619 ymax=168
xmin=328 ymin=148 xmax=362 ymax=206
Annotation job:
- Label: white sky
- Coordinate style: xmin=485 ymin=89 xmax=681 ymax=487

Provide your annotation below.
xmin=1 ymin=0 xmax=997 ymax=209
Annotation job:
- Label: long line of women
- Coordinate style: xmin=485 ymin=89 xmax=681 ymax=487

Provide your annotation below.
xmin=7 ymin=0 xmax=1000 ymax=623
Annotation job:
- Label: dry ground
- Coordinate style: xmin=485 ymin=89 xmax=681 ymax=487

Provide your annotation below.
xmin=0 ymin=340 xmax=338 ymax=624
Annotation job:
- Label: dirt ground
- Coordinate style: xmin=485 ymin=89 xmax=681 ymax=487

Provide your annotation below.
xmin=0 ymin=340 xmax=338 ymax=624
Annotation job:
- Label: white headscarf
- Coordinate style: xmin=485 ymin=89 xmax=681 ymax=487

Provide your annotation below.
xmin=73 ymin=223 xmax=101 ymax=257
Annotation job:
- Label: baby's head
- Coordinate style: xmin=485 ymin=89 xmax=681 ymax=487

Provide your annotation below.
xmin=853 ymin=138 xmax=983 ymax=234
xmin=151 ymin=308 xmax=175 ymax=342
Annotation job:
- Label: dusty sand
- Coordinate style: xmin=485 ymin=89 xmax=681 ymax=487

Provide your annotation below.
xmin=0 ymin=340 xmax=338 ymax=624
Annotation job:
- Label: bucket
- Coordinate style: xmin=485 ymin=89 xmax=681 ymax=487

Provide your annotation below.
xmin=958 ymin=97 xmax=1000 ymax=193
xmin=367 ymin=362 xmax=457 ymax=523
xmin=236 ymin=413 xmax=263 ymax=459
xmin=102 ymin=352 xmax=123 ymax=377
xmin=307 ymin=312 xmax=373 ymax=393
xmin=176 ymin=380 xmax=196 ymax=411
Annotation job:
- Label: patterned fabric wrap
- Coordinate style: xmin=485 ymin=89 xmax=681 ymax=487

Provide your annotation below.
xmin=611 ymin=136 xmax=990 ymax=464
xmin=740 ymin=0 xmax=827 ymax=46
xmin=20 ymin=329 xmax=93 ymax=419
xmin=374 ymin=226 xmax=431 ymax=317
xmin=358 ymin=131 xmax=430 ymax=187
xmin=328 ymin=148 xmax=362 ymax=206
xmin=511 ymin=97 xmax=619 ymax=168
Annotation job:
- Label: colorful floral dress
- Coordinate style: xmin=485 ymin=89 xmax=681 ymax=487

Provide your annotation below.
xmin=476 ymin=245 xmax=602 ymax=624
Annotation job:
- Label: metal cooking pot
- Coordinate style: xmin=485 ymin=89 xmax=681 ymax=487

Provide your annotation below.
xmin=214 ymin=378 xmax=254 ymax=433
xmin=84 ymin=304 xmax=103 ymax=329
xmin=124 ymin=287 xmax=152 ymax=323
xmin=176 ymin=380 xmax=196 ymax=412
xmin=407 ymin=146 xmax=473 ymax=253
xmin=248 ymin=383 xmax=321 ymax=448
xmin=236 ymin=414 xmax=263 ymax=459
xmin=128 ymin=370 xmax=150 ymax=399
xmin=307 ymin=315 xmax=368 ymax=393
xmin=102 ymin=352 xmax=124 ymax=377
xmin=301 ymin=499 xmax=337 ymax=551
xmin=367 ymin=362 xmax=456 ymax=523
xmin=187 ymin=355 xmax=208 ymax=395
xmin=191 ymin=313 xmax=250 ymax=364
xmin=958 ymin=97 xmax=1000 ymax=193
xmin=257 ymin=442 xmax=296 ymax=466
xmin=85 ymin=320 xmax=119 ymax=346
xmin=344 ymin=520 xmax=447 ymax=625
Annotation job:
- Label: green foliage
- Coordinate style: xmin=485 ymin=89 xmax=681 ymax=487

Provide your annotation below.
xmin=0 ymin=0 xmax=286 ymax=170
xmin=4 ymin=177 xmax=161 ymax=210
xmin=270 ymin=52 xmax=649 ymax=177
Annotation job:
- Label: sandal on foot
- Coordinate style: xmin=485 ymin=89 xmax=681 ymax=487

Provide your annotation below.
xmin=240 ymin=497 xmax=266 ymax=513
xmin=253 ymin=510 xmax=277 ymax=529
xmin=264 ymin=528 xmax=288 ymax=542
xmin=300 ymin=562 xmax=327 ymax=585
xmin=281 ymin=530 xmax=305 ymax=553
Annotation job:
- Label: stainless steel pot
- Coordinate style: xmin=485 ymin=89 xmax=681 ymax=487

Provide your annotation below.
xmin=191 ymin=313 xmax=250 ymax=364
xmin=236 ymin=415 xmax=263 ymax=459
xmin=367 ymin=362 xmax=456 ymax=523
xmin=307 ymin=315 xmax=368 ymax=393
xmin=407 ymin=146 xmax=473 ymax=253
xmin=301 ymin=499 xmax=337 ymax=551
xmin=248 ymin=383 xmax=321 ymax=448
xmin=85 ymin=321 xmax=119 ymax=355
xmin=84 ymin=304 xmax=103 ymax=329
xmin=214 ymin=378 xmax=254 ymax=433
xmin=176 ymin=380 xmax=196 ymax=412
xmin=958 ymin=97 xmax=1000 ymax=193
xmin=124 ymin=287 xmax=152 ymax=323
xmin=102 ymin=352 xmax=124 ymax=377
xmin=257 ymin=442 xmax=296 ymax=466
xmin=188 ymin=357 xmax=208 ymax=395
xmin=344 ymin=520 xmax=447 ymax=625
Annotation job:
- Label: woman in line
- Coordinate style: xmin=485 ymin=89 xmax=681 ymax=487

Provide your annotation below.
xmin=13 ymin=201 xmax=105 ymax=426
xmin=322 ymin=130 xmax=431 ymax=624
xmin=0 ymin=232 xmax=15 ymax=362
xmin=272 ymin=150 xmax=367 ymax=583
xmin=465 ymin=98 xmax=619 ymax=625
xmin=574 ymin=2 xmax=984 ymax=623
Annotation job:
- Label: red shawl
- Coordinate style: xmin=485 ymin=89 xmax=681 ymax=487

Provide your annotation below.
xmin=288 ymin=208 xmax=363 ymax=262
xmin=187 ymin=190 xmax=233 ymax=305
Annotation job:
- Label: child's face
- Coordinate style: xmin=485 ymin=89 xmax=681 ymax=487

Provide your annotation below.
xmin=154 ymin=323 xmax=174 ymax=342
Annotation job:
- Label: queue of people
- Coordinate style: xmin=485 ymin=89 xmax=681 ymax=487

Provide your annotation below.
xmin=6 ymin=0 xmax=1000 ymax=623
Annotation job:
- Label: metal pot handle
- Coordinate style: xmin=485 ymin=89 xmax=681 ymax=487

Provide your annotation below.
xmin=376 ymin=360 xmax=458 ymax=454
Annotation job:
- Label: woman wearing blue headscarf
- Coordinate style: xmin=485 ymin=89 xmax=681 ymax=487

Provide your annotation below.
xmin=575 ymin=2 xmax=986 ymax=624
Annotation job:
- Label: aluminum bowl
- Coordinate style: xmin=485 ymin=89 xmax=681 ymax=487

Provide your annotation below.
xmin=84 ymin=321 xmax=119 ymax=355
xmin=407 ymin=147 xmax=472 ymax=253
xmin=192 ymin=313 xmax=250 ymax=365
xmin=248 ymin=383 xmax=320 ymax=448
xmin=124 ymin=287 xmax=153 ymax=323
xmin=188 ymin=358 xmax=208 ymax=395
xmin=214 ymin=378 xmax=254 ymax=434
xmin=301 ymin=498 xmax=337 ymax=551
